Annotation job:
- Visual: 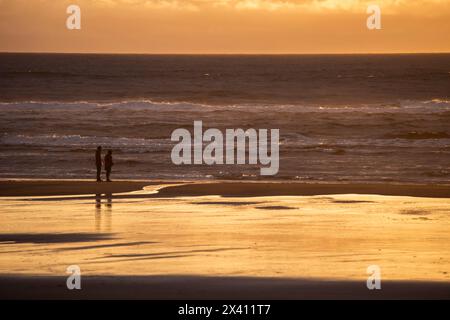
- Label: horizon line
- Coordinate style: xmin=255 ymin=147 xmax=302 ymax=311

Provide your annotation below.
xmin=1 ymin=51 xmax=450 ymax=55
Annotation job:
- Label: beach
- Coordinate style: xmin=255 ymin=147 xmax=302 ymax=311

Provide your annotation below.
xmin=0 ymin=180 xmax=157 ymax=197
xmin=2 ymin=275 xmax=450 ymax=300
xmin=1 ymin=54 xmax=450 ymax=300
xmin=1 ymin=180 xmax=450 ymax=197
xmin=1 ymin=180 xmax=449 ymax=299
xmin=1 ymin=0 xmax=450 ymax=306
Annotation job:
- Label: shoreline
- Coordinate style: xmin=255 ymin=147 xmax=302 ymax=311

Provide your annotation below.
xmin=0 ymin=180 xmax=160 ymax=197
xmin=0 ymin=179 xmax=449 ymax=198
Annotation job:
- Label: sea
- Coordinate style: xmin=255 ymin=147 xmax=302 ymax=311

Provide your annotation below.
xmin=1 ymin=53 xmax=449 ymax=183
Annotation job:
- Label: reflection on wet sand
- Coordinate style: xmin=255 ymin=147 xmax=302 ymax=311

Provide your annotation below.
xmin=95 ymin=193 xmax=112 ymax=233
xmin=0 ymin=190 xmax=449 ymax=283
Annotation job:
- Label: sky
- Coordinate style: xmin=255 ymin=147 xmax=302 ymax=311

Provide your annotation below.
xmin=0 ymin=0 xmax=449 ymax=53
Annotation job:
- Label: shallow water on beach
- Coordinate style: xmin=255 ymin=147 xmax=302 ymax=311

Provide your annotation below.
xmin=0 ymin=190 xmax=449 ymax=281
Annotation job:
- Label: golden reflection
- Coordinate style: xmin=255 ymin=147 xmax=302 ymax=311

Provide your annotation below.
xmin=94 ymin=193 xmax=113 ymax=233
xmin=0 ymin=192 xmax=449 ymax=281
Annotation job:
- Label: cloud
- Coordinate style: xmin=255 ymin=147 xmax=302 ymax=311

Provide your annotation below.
xmin=80 ymin=0 xmax=450 ymax=13
xmin=2 ymin=0 xmax=448 ymax=14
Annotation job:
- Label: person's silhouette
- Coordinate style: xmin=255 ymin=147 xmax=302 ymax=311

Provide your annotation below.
xmin=95 ymin=146 xmax=102 ymax=182
xmin=105 ymin=150 xmax=114 ymax=182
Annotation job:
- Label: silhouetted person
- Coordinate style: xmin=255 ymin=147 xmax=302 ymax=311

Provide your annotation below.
xmin=95 ymin=146 xmax=102 ymax=182
xmin=104 ymin=150 xmax=114 ymax=182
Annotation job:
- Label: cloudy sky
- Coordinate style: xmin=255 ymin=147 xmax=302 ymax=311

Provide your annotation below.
xmin=0 ymin=0 xmax=449 ymax=53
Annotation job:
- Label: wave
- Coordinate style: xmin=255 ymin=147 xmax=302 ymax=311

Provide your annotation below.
xmin=382 ymin=131 xmax=450 ymax=140
xmin=2 ymin=133 xmax=449 ymax=152
xmin=422 ymin=170 xmax=450 ymax=178
xmin=1 ymin=71 xmax=85 ymax=78
xmin=283 ymin=137 xmax=450 ymax=149
xmin=0 ymin=134 xmax=172 ymax=151
xmin=1 ymin=99 xmax=450 ymax=114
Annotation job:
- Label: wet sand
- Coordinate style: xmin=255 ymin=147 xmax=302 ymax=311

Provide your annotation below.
xmin=1 ymin=180 xmax=449 ymax=198
xmin=1 ymin=275 xmax=449 ymax=299
xmin=0 ymin=180 xmax=158 ymax=197
xmin=0 ymin=180 xmax=449 ymax=299
xmin=155 ymin=181 xmax=450 ymax=198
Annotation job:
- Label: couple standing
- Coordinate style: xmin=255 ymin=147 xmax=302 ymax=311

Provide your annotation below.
xmin=95 ymin=146 xmax=114 ymax=182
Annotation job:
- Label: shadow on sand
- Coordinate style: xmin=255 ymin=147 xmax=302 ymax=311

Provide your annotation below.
xmin=0 ymin=275 xmax=449 ymax=299
xmin=0 ymin=233 xmax=115 ymax=244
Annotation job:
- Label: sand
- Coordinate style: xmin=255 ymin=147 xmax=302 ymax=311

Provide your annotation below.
xmin=0 ymin=180 xmax=159 ymax=197
xmin=0 ymin=180 xmax=449 ymax=299
xmin=155 ymin=181 xmax=450 ymax=198
xmin=1 ymin=180 xmax=449 ymax=198
xmin=1 ymin=275 xmax=449 ymax=299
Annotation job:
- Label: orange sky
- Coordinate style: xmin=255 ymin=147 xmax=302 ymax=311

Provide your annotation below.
xmin=0 ymin=0 xmax=449 ymax=54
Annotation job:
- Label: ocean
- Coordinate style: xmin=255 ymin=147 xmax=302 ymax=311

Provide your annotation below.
xmin=1 ymin=53 xmax=449 ymax=182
